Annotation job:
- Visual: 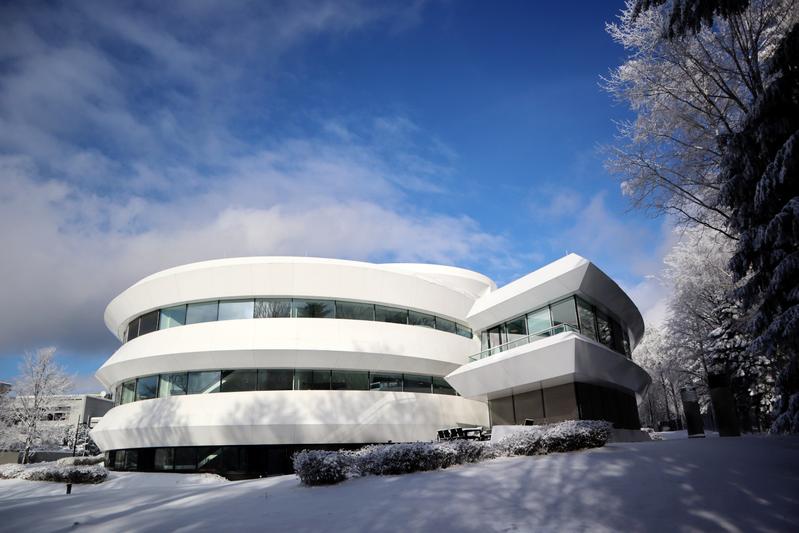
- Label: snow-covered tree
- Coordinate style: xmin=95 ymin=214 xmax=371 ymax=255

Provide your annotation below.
xmin=633 ymin=326 xmax=687 ymax=428
xmin=718 ymin=22 xmax=799 ymax=433
xmin=618 ymin=0 xmax=799 ymax=432
xmin=604 ymin=0 xmax=797 ymax=237
xmin=9 ymin=348 xmax=72 ymax=463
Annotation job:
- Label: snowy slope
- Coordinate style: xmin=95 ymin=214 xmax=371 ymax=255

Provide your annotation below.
xmin=1 ymin=436 xmax=797 ymax=533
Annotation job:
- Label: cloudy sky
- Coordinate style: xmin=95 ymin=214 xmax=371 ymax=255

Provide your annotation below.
xmin=0 ymin=0 xmax=671 ymax=392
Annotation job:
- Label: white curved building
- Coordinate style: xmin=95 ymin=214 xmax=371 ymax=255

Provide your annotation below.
xmin=92 ymin=254 xmax=650 ymax=477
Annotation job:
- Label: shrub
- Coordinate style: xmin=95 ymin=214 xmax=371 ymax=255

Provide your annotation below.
xmin=292 ymin=450 xmax=351 ymax=486
xmin=496 ymin=420 xmax=612 ymax=456
xmin=292 ymin=420 xmax=613 ymax=486
xmin=353 ymin=442 xmax=457 ymax=476
xmin=0 ymin=462 xmax=107 ymax=483
xmin=57 ymin=454 xmax=105 ymax=466
xmin=494 ymin=427 xmax=546 ymax=456
xmin=436 ymin=439 xmax=496 ymax=463
xmin=0 ymin=464 xmax=26 ymax=479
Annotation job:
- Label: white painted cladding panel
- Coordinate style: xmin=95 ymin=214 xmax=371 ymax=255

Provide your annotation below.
xmin=90 ymin=391 xmax=490 ymax=450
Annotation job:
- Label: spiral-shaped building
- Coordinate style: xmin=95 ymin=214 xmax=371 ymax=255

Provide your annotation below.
xmin=92 ymin=254 xmax=650 ymax=477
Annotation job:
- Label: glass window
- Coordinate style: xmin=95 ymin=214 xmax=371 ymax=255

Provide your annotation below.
xmin=409 ymin=310 xmax=435 ymax=328
xmin=526 ymin=307 xmax=552 ymax=335
xmin=197 ymin=447 xmax=224 ymax=472
xmin=174 ymin=448 xmax=196 ymax=471
xmin=576 ymin=298 xmax=597 ymax=341
xmin=126 ymin=318 xmax=140 ymax=342
xmin=124 ymin=449 xmax=139 ymax=471
xmin=154 ymin=448 xmax=174 ymax=471
xmin=135 ymin=375 xmax=158 ymax=401
xmin=138 ymin=310 xmax=159 ymax=336
xmin=488 ymin=326 xmax=503 ymax=348
xmin=370 ymin=372 xmax=403 ymax=392
xmin=435 ymin=317 xmax=457 ymax=333
xmin=611 ymin=319 xmax=625 ymax=354
xmin=404 ymin=374 xmax=432 ymax=394
xmin=375 ymin=305 xmax=408 ymax=324
xmin=159 ymin=305 xmax=186 ymax=330
xmin=254 ymin=299 xmax=291 ymax=318
xmin=114 ymin=384 xmax=122 ymax=405
xmin=159 ymin=373 xmax=188 ymax=397
xmin=294 ymin=370 xmax=331 ymax=390
xmin=335 ymin=301 xmax=375 ymax=321
xmin=293 ymin=299 xmax=334 ymax=318
xmin=187 ymin=371 xmax=221 ymax=394
xmin=596 ymin=310 xmax=613 ymax=348
xmin=221 ymin=447 xmax=242 ymax=473
xmin=220 ymin=370 xmax=257 ymax=392
xmin=433 ymin=377 xmax=456 ymax=396
xmin=504 ymin=316 xmax=527 ymax=342
xmin=331 ymin=370 xmax=369 ymax=390
xmin=456 ymin=324 xmax=472 ymax=338
xmin=550 ymin=297 xmax=579 ymax=329
xmin=186 ymin=301 xmax=219 ymax=324
xmin=257 ymin=369 xmax=294 ymax=391
xmin=113 ymin=450 xmax=126 ymax=470
xmin=623 ymin=329 xmax=632 ymax=357
xmin=218 ymin=300 xmax=255 ymax=321
xmin=121 ymin=380 xmax=135 ymax=404
xmin=481 ymin=331 xmax=489 ymax=351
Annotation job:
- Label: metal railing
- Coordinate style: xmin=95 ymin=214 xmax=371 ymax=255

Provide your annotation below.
xmin=468 ymin=323 xmax=579 ymax=362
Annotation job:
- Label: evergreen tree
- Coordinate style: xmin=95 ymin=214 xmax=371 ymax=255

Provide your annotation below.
xmin=718 ymin=24 xmax=799 ymax=432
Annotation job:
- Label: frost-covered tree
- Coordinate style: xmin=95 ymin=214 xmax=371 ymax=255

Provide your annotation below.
xmin=9 ymin=348 xmax=72 ymax=463
xmin=620 ymin=0 xmax=799 ymax=432
xmin=634 ymin=326 xmax=687 ymax=428
xmin=604 ymin=0 xmax=797 ymax=237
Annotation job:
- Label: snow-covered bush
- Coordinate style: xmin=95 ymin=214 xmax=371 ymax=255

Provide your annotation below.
xmin=353 ymin=442 xmax=459 ymax=476
xmin=496 ymin=420 xmax=612 ymax=456
xmin=294 ymin=420 xmax=612 ymax=486
xmin=292 ymin=450 xmax=351 ymax=486
xmin=539 ymin=420 xmax=611 ymax=453
xmin=437 ymin=438 xmax=494 ymax=463
xmin=0 ymin=461 xmax=107 ymax=483
xmin=0 ymin=463 xmax=26 ymax=479
xmin=56 ymin=454 xmax=105 ymax=466
xmin=494 ymin=427 xmax=546 ymax=456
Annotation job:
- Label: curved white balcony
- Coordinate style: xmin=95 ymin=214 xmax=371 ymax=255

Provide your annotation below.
xmin=105 ymin=257 xmax=482 ymax=341
xmin=445 ymin=331 xmax=651 ymax=401
xmin=96 ymin=318 xmax=480 ymax=388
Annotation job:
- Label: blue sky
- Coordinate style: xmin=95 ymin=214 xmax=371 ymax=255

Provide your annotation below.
xmin=0 ymin=0 xmax=670 ymax=392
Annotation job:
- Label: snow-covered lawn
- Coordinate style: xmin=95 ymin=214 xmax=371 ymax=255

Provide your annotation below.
xmin=1 ymin=436 xmax=797 ymax=532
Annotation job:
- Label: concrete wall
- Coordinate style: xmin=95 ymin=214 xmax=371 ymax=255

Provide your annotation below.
xmin=488 ymin=383 xmax=578 ymax=426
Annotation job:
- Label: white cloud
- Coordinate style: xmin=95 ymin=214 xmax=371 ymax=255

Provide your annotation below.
xmin=0 ymin=1 xmax=507 ymax=361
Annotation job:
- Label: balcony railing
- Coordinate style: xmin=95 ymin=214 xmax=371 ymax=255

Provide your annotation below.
xmin=468 ymin=323 xmax=579 ymax=362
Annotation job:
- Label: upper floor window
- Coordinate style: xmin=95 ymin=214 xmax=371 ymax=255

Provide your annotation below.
xmin=122 ymin=298 xmax=472 ymax=343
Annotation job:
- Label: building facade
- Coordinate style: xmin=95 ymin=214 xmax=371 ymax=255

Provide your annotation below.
xmin=91 ymin=255 xmax=649 ymax=477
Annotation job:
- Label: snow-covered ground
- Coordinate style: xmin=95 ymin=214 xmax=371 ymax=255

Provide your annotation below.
xmin=1 ymin=435 xmax=797 ymax=533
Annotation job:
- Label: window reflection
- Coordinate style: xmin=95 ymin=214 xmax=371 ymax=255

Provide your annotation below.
xmin=124 ymin=298 xmax=471 ymax=341
xmin=187 ymin=371 xmax=221 ymax=394
xmin=218 ymin=300 xmax=255 ymax=321
xmin=135 ymin=375 xmax=158 ymax=401
xmin=335 ymin=301 xmax=375 ymax=321
xmin=254 ymin=299 xmax=291 ymax=318
xmin=186 ymin=301 xmax=219 ymax=324
xmin=293 ymin=300 xmax=334 ymax=318
xmin=159 ymin=305 xmax=186 ymax=329
xmin=375 ymin=305 xmax=408 ymax=324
